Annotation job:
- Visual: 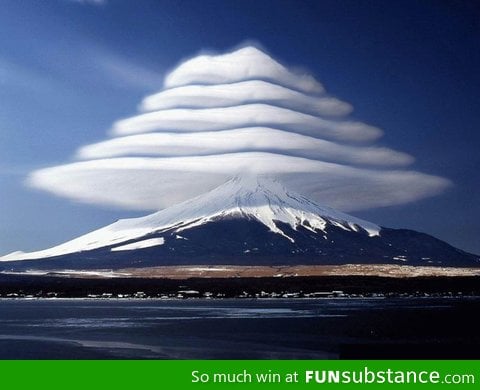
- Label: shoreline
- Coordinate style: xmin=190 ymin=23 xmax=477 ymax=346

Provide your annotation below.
xmin=1 ymin=272 xmax=480 ymax=299
xmin=1 ymin=295 xmax=479 ymax=301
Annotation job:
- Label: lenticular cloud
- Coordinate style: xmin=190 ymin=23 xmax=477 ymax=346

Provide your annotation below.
xmin=28 ymin=45 xmax=451 ymax=211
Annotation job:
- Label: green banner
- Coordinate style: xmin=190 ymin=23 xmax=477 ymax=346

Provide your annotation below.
xmin=2 ymin=360 xmax=479 ymax=389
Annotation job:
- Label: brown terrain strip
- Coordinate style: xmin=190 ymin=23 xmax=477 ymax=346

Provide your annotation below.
xmin=27 ymin=264 xmax=480 ymax=279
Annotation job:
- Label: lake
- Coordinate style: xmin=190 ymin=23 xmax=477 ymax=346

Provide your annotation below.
xmin=1 ymin=298 xmax=479 ymax=359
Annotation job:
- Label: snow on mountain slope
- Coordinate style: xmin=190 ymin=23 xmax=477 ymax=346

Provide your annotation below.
xmin=110 ymin=237 xmax=165 ymax=252
xmin=0 ymin=175 xmax=380 ymax=261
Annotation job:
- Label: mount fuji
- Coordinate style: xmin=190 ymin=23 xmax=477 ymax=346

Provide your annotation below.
xmin=1 ymin=176 xmax=478 ymax=271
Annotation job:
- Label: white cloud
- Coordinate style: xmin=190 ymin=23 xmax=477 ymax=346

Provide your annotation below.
xmin=26 ymin=45 xmax=450 ymax=213
xmin=77 ymin=127 xmax=413 ymax=166
xmin=141 ymin=80 xmax=352 ymax=116
xmin=165 ymin=46 xmax=324 ymax=93
xmin=28 ymin=153 xmax=450 ymax=211
xmin=112 ymin=103 xmax=382 ymax=142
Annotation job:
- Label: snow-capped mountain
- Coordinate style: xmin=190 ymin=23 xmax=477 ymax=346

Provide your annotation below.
xmin=1 ymin=176 xmax=478 ymax=270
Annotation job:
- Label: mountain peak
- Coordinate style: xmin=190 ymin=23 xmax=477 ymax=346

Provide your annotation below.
xmin=149 ymin=174 xmax=381 ymax=240
xmin=2 ymin=175 xmax=478 ymax=268
xmin=1 ymin=175 xmax=380 ymax=261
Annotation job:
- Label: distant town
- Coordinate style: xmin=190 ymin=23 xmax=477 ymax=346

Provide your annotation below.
xmin=0 ymin=272 xmax=478 ymax=299
xmin=1 ymin=290 xmax=471 ymax=300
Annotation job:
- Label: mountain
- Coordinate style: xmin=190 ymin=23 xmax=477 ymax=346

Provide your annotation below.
xmin=1 ymin=176 xmax=478 ymax=271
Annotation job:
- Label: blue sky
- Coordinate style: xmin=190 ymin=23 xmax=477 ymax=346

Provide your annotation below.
xmin=1 ymin=0 xmax=479 ymax=255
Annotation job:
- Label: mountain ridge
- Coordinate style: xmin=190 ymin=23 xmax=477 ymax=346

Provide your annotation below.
xmin=1 ymin=176 xmax=478 ymax=269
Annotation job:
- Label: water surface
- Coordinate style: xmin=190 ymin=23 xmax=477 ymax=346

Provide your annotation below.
xmin=1 ymin=298 xmax=479 ymax=359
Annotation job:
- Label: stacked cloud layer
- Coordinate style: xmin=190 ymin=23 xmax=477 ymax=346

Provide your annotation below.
xmin=28 ymin=46 xmax=451 ymax=211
